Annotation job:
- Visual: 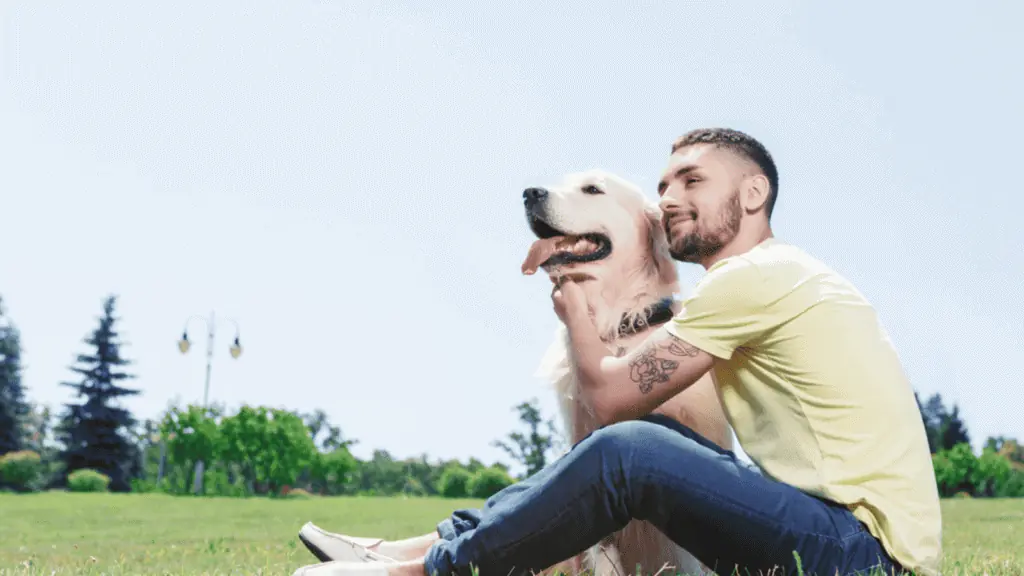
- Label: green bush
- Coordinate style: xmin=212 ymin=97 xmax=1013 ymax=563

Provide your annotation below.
xmin=437 ymin=466 xmax=473 ymax=498
xmin=67 ymin=469 xmax=110 ymax=493
xmin=468 ymin=467 xmax=514 ymax=499
xmin=933 ymin=443 xmax=976 ymax=497
xmin=932 ymin=442 xmax=1024 ymax=498
xmin=311 ymin=449 xmax=359 ymax=495
xmin=130 ymin=478 xmax=160 ymax=493
xmin=228 ymin=476 xmax=250 ymax=498
xmin=0 ymin=450 xmax=45 ymax=492
xmin=997 ymin=467 xmax=1024 ymax=498
xmin=203 ymin=465 xmax=235 ymax=497
xmin=972 ymin=447 xmax=1014 ymax=497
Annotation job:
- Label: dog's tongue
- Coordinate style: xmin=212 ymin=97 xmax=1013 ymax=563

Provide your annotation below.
xmin=522 ymin=236 xmax=566 ymax=275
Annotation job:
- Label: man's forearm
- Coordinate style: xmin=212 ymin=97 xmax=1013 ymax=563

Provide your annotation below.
xmin=564 ymin=314 xmax=715 ymax=426
xmin=563 ymin=314 xmax=623 ymax=424
xmin=563 ymin=311 xmax=610 ymax=387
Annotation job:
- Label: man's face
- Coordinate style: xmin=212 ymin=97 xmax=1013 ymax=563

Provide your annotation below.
xmin=656 ymin=144 xmax=744 ymax=263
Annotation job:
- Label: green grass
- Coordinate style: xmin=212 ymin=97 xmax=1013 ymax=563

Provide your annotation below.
xmin=0 ymin=492 xmax=1020 ymax=575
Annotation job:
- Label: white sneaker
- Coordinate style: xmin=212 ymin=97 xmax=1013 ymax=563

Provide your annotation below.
xmin=292 ymin=560 xmax=392 ymax=576
xmin=298 ymin=522 xmax=397 ymax=564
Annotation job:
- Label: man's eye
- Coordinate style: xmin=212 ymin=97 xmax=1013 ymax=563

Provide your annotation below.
xmin=686 ymin=177 xmax=700 ymax=185
xmin=582 ymin=185 xmax=604 ymax=195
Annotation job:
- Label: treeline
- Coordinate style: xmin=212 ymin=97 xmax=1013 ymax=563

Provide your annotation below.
xmin=0 ymin=293 xmax=1022 ymax=499
xmin=0 ymin=294 xmax=562 ymax=498
xmin=916 ymin=390 xmax=1024 ymax=497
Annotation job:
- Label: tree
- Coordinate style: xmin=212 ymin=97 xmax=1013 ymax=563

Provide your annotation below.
xmin=0 ymin=296 xmax=30 ymax=456
xmin=986 ymin=436 xmax=1024 ymax=467
xmin=125 ymin=417 xmax=162 ymax=490
xmin=916 ymin=392 xmax=971 ymax=453
xmin=302 ymin=408 xmax=357 ymax=451
xmin=971 ymin=446 xmax=1014 ymax=498
xmin=938 ymin=404 xmax=971 ymax=451
xmin=308 ymin=447 xmax=359 ymax=495
xmin=57 ymin=295 xmax=141 ymax=492
xmin=917 ymin=392 xmax=947 ymax=454
xmin=351 ymin=449 xmax=409 ymax=496
xmin=21 ymin=402 xmax=59 ymax=489
xmin=492 ymin=398 xmax=561 ymax=479
xmin=218 ymin=405 xmax=317 ymax=496
xmin=22 ymin=403 xmax=54 ymax=455
xmin=161 ymin=404 xmax=222 ymax=494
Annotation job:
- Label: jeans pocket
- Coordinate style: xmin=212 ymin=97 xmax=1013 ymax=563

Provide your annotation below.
xmin=821 ymin=500 xmax=868 ymax=543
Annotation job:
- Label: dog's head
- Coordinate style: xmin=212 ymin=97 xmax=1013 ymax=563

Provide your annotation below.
xmin=521 ymin=169 xmax=680 ymax=339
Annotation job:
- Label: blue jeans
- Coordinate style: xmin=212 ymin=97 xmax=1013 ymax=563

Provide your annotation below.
xmin=423 ymin=414 xmax=903 ymax=576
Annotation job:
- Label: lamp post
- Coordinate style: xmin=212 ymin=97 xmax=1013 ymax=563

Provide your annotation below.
xmin=177 ymin=310 xmax=243 ymax=495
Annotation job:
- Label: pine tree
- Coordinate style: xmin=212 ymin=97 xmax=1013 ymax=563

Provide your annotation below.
xmin=918 ymin=392 xmax=950 ymax=454
xmin=938 ymin=403 xmax=971 ymax=451
xmin=0 ymin=296 xmax=30 ymax=456
xmin=58 ymin=295 xmax=141 ymax=492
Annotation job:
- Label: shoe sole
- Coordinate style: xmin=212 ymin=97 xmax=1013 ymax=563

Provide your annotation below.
xmin=298 ymin=531 xmax=336 ymax=564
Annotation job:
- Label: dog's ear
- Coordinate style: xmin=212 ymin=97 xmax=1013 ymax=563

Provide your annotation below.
xmin=643 ymin=203 xmax=679 ymax=288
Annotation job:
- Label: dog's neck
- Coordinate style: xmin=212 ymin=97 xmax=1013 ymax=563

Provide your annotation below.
xmin=616 ymin=297 xmax=675 ymax=338
xmin=581 ymin=277 xmax=679 ymax=344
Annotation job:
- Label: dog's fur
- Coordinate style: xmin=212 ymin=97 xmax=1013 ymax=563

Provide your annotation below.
xmin=523 ymin=169 xmax=733 ymax=576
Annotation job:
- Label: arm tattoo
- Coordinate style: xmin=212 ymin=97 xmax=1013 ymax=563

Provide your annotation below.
xmin=664 ymin=334 xmax=700 ymax=358
xmin=627 ymin=333 xmax=700 ymax=394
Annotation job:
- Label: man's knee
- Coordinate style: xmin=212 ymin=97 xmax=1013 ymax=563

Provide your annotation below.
xmin=586 ymin=418 xmax=724 ymax=478
xmin=588 ymin=419 xmax=686 ymax=460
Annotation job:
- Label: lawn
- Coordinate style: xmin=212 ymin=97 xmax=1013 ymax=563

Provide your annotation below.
xmin=0 ymin=492 xmax=1020 ymax=575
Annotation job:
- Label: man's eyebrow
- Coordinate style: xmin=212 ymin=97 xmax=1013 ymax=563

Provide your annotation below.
xmin=657 ymin=165 xmax=698 ymax=192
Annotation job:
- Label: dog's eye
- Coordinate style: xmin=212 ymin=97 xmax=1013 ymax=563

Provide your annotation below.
xmin=582 ymin=185 xmax=603 ymax=195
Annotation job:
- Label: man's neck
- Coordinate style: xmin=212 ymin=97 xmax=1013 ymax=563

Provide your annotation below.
xmin=699 ymin=226 xmax=774 ymax=270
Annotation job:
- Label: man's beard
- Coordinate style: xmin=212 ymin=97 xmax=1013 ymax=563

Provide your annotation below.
xmin=667 ymin=189 xmax=743 ymax=263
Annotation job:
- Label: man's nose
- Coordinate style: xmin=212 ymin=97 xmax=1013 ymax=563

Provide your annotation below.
xmin=523 ymin=187 xmax=549 ymax=206
xmin=658 ymin=193 xmax=681 ymax=213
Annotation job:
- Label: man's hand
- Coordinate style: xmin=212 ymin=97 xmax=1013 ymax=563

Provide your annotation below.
xmin=553 ymin=278 xmax=716 ymax=426
xmin=551 ymin=276 xmax=590 ymax=328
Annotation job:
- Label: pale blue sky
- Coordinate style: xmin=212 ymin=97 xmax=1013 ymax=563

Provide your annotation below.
xmin=2 ymin=1 xmax=1021 ymax=475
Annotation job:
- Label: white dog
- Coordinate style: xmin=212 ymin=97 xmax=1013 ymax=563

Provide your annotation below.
xmin=521 ymin=169 xmax=734 ymax=576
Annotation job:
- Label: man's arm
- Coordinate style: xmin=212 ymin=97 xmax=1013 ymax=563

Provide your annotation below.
xmin=560 ymin=294 xmax=715 ymax=426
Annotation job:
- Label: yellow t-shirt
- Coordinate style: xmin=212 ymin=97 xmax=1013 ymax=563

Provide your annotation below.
xmin=664 ymin=237 xmax=942 ymax=576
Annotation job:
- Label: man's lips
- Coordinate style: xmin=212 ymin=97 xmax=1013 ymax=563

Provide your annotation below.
xmin=667 ymin=215 xmax=696 ymax=232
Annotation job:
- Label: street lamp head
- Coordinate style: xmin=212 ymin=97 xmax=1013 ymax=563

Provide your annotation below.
xmin=178 ymin=331 xmax=191 ymax=354
xmin=229 ymin=336 xmax=243 ymax=359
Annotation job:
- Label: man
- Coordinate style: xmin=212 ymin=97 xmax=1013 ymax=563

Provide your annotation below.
xmin=292 ymin=128 xmax=943 ymax=576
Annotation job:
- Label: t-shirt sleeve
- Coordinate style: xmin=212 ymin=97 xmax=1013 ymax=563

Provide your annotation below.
xmin=664 ymin=257 xmax=780 ymax=360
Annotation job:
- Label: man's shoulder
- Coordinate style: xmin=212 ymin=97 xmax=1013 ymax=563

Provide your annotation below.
xmin=700 ymin=239 xmax=818 ymax=285
xmin=733 ymin=238 xmax=844 ymax=286
xmin=737 ymin=237 xmax=825 ymax=269
xmin=697 ymin=238 xmax=858 ymax=310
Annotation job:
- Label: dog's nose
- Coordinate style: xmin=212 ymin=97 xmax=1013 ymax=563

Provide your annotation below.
xmin=523 ymin=187 xmax=548 ymax=205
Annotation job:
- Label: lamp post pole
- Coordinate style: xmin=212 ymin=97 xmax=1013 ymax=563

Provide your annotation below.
xmin=177 ymin=310 xmax=243 ymax=495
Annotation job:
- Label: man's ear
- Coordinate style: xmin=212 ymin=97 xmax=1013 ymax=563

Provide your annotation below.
xmin=643 ymin=204 xmax=679 ymax=288
xmin=743 ymin=174 xmax=771 ymax=214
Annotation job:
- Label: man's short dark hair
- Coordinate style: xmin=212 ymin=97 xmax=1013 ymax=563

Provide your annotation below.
xmin=671 ymin=128 xmax=779 ymax=219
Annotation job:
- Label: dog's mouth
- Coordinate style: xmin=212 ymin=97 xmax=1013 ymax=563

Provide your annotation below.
xmin=522 ymin=214 xmax=612 ymax=276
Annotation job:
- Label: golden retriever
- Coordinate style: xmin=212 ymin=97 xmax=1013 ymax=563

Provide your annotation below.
xmin=521 ymin=169 xmax=733 ymax=576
